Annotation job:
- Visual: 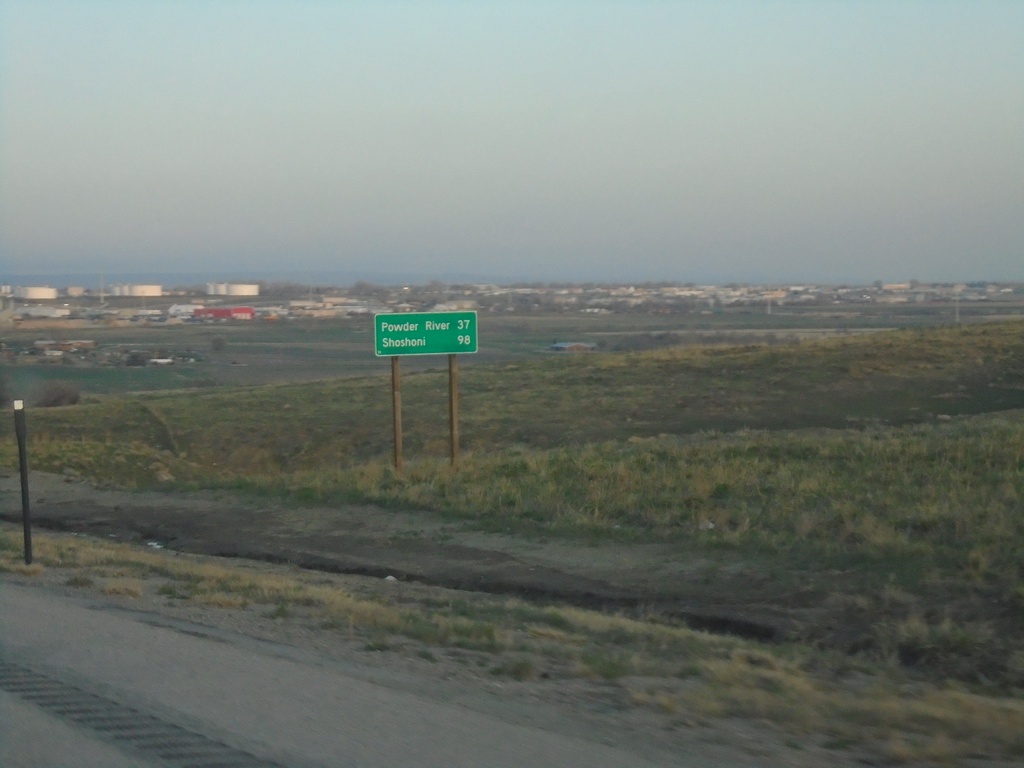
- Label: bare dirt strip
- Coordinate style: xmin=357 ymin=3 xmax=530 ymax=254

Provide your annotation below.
xmin=1 ymin=470 xmax=796 ymax=644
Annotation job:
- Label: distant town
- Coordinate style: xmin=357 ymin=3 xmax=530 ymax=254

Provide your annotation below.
xmin=2 ymin=279 xmax=1022 ymax=327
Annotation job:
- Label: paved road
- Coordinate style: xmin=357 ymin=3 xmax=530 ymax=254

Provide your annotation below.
xmin=0 ymin=582 xmax=720 ymax=768
xmin=1 ymin=688 xmax=151 ymax=768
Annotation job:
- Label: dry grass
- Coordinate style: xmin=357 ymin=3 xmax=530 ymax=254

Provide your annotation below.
xmin=193 ymin=591 xmax=248 ymax=609
xmin=3 ymin=523 xmax=1024 ymax=760
xmin=630 ymin=690 xmax=680 ymax=714
xmin=2 ymin=562 xmax=45 ymax=576
xmin=101 ymin=578 xmax=144 ymax=598
xmin=678 ymin=648 xmax=1024 ymax=760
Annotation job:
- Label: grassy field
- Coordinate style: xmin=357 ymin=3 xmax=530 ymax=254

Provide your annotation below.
xmin=5 ymin=319 xmax=1022 ymax=467
xmin=3 ymin=301 xmax=1020 ymax=397
xmin=2 ymin=318 xmax=1024 ymax=762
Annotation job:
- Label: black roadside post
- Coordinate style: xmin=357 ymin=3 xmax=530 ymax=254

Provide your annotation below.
xmin=13 ymin=399 xmax=32 ymax=564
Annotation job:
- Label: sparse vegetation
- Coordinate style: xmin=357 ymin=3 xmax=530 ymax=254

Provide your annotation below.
xmin=2 ymin=320 xmax=1024 ymax=762
xmin=3 ymin=524 xmax=1024 ymax=762
xmin=0 ymin=365 xmax=11 ymax=406
xmin=34 ymin=380 xmax=81 ymax=407
xmin=101 ymin=577 xmax=144 ymax=598
xmin=3 ymin=320 xmax=1021 ymax=475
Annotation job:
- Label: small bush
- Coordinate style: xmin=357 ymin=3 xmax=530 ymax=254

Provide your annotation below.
xmin=35 ymin=381 xmax=80 ymax=407
xmin=491 ymin=657 xmax=535 ymax=680
xmin=580 ymin=651 xmax=631 ymax=679
xmin=0 ymin=367 xmax=11 ymax=407
xmin=102 ymin=578 xmax=143 ymax=597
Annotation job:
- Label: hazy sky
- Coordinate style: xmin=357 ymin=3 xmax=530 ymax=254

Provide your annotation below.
xmin=2 ymin=1 xmax=1022 ymax=284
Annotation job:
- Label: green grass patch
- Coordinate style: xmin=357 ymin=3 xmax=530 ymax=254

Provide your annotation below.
xmin=5 ymin=321 xmax=1023 ymax=482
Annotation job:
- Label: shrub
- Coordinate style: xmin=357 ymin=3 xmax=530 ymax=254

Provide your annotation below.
xmin=34 ymin=381 xmax=81 ymax=408
xmin=0 ymin=367 xmax=10 ymax=406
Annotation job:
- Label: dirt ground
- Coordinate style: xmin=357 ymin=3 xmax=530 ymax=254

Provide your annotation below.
xmin=1 ymin=470 xmax=801 ymax=638
xmin=4 ymin=469 xmax=1016 ymax=768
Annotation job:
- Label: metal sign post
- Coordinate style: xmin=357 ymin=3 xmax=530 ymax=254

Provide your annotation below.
xmin=391 ymin=357 xmax=403 ymax=472
xmin=449 ymin=354 xmax=460 ymax=466
xmin=13 ymin=400 xmax=32 ymax=564
xmin=375 ymin=312 xmax=477 ymax=469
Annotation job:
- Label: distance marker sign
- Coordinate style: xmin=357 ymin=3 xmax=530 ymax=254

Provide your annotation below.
xmin=374 ymin=311 xmax=478 ymax=356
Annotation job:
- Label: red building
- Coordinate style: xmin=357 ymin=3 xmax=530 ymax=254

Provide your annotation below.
xmin=193 ymin=306 xmax=255 ymax=321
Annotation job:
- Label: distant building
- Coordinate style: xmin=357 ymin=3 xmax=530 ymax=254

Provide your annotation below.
xmin=110 ymin=284 xmax=162 ymax=297
xmin=430 ymin=300 xmax=477 ymax=312
xmin=207 ymin=283 xmax=260 ymax=297
xmin=18 ymin=306 xmax=70 ymax=318
xmin=168 ymin=303 xmax=204 ymax=317
xmin=34 ymin=339 xmax=96 ymax=352
xmin=0 ymin=296 xmax=14 ymax=327
xmin=14 ymin=286 xmax=58 ymax=300
xmin=193 ymin=306 xmax=255 ymax=321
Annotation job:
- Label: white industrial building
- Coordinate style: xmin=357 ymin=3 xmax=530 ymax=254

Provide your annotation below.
xmin=18 ymin=306 xmax=70 ymax=318
xmin=168 ymin=303 xmax=204 ymax=317
xmin=14 ymin=286 xmax=59 ymax=300
xmin=207 ymin=283 xmax=260 ymax=297
xmin=110 ymin=284 xmax=163 ymax=297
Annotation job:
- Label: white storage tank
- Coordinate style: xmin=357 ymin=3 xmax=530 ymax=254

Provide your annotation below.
xmin=15 ymin=286 xmax=58 ymax=300
xmin=128 ymin=284 xmax=162 ymax=297
xmin=66 ymin=286 xmax=87 ymax=298
xmin=225 ymin=283 xmax=259 ymax=297
xmin=207 ymin=282 xmax=229 ymax=295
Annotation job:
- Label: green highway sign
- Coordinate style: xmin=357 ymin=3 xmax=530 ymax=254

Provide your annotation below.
xmin=374 ymin=311 xmax=478 ymax=356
